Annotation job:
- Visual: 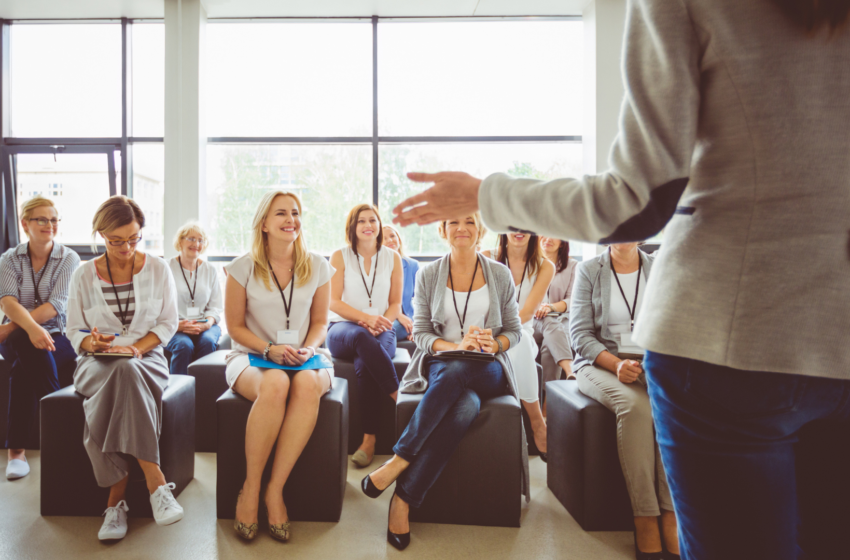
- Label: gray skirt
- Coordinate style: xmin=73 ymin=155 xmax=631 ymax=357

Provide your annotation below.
xmin=73 ymin=348 xmax=170 ymax=488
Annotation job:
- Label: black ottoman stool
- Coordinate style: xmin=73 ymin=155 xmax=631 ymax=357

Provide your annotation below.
xmin=333 ymin=348 xmax=410 ymax=455
xmin=187 ymin=350 xmax=229 ymax=452
xmin=396 ymin=339 xmax=416 ymax=356
xmin=40 ymin=374 xmax=195 ymax=517
xmin=216 ymin=377 xmax=349 ymax=522
xmin=546 ymin=380 xmax=633 ymax=531
xmin=395 ymin=390 xmax=522 ymax=527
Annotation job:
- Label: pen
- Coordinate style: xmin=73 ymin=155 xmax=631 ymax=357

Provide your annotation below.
xmin=79 ymin=329 xmax=122 ymax=336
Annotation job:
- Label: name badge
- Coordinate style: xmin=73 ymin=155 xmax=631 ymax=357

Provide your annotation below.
xmin=277 ymin=330 xmax=299 ymax=346
xmin=112 ymin=335 xmax=135 ymax=348
xmin=362 ymin=307 xmax=381 ymax=316
xmin=186 ymin=306 xmax=202 ymax=318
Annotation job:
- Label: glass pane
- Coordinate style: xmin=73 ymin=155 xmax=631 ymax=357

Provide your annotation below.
xmin=206 ymin=23 xmax=372 ymax=137
xmin=132 ymin=144 xmax=165 ymax=254
xmin=11 ymin=24 xmax=122 ymax=137
xmin=378 ymin=143 xmax=584 ymax=256
xmin=379 ymin=21 xmax=583 ymax=136
xmin=132 ymin=23 xmax=165 ymax=138
xmin=206 ymin=144 xmax=372 ymax=256
xmin=16 ymin=153 xmax=112 ymax=244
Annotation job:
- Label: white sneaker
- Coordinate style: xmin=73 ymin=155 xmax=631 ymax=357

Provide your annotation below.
xmin=98 ymin=500 xmax=129 ymax=541
xmin=5 ymin=457 xmax=30 ymax=480
xmin=150 ymin=482 xmax=184 ymax=526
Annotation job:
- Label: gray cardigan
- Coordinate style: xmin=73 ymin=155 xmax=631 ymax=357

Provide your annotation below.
xmin=569 ymin=249 xmax=656 ymax=372
xmin=401 ymin=252 xmax=529 ymax=501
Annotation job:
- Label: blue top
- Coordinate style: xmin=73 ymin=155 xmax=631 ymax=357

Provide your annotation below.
xmin=400 ymin=256 xmax=420 ymax=318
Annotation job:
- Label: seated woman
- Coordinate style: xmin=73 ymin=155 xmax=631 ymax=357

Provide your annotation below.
xmin=533 ymin=237 xmax=578 ymax=395
xmin=362 ymin=213 xmax=528 ymax=551
xmin=483 ymin=233 xmax=554 ymax=456
xmin=225 ymin=190 xmax=333 ymax=543
xmin=66 ymin=196 xmax=181 ymax=541
xmin=327 ymin=204 xmax=403 ymax=469
xmin=381 ymin=224 xmax=419 ymax=345
xmin=570 ymin=242 xmax=679 ymax=559
xmin=165 ymin=221 xmax=223 ymax=375
xmin=0 ymin=195 xmax=80 ymax=480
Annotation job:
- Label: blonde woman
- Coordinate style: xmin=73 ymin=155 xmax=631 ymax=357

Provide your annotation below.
xmin=224 ymin=191 xmax=334 ymax=543
xmin=327 ymin=204 xmax=404 ymax=468
xmin=66 ymin=196 xmax=181 ymax=541
xmin=381 ymin=224 xmax=420 ymax=343
xmin=0 ymin=195 xmax=80 ymax=480
xmin=165 ymin=222 xmax=223 ymax=376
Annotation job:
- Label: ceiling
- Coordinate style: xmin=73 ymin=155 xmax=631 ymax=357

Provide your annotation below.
xmin=0 ymin=0 xmax=590 ymax=19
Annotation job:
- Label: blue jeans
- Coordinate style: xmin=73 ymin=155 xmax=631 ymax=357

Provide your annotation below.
xmin=645 ymin=351 xmax=850 ymax=560
xmin=1 ymin=328 xmax=77 ymax=449
xmin=327 ymin=321 xmax=398 ymax=435
xmin=165 ymin=324 xmax=221 ymax=376
xmin=393 ymin=319 xmax=411 ymax=344
xmin=394 ymin=357 xmax=507 ymax=508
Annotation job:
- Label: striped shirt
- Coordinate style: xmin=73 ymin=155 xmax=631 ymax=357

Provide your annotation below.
xmin=0 ymin=242 xmax=80 ymax=333
xmin=97 ymin=276 xmax=136 ymax=326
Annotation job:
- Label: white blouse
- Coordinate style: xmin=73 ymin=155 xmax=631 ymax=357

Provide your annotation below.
xmin=66 ymin=254 xmax=179 ymax=354
xmin=330 ymin=246 xmax=394 ymax=322
xmin=608 ymin=269 xmax=646 ymax=354
xmin=167 ymin=257 xmax=224 ymax=322
xmin=225 ymin=252 xmax=334 ymax=356
xmin=442 ymin=285 xmax=490 ymax=345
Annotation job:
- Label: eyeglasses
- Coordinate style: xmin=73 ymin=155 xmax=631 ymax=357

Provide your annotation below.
xmin=29 ymin=218 xmax=61 ymax=227
xmin=105 ymin=236 xmax=143 ymax=247
xmin=184 ymin=237 xmax=205 ymax=245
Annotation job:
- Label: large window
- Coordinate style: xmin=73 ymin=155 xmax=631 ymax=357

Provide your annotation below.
xmin=206 ymin=18 xmax=583 ymax=257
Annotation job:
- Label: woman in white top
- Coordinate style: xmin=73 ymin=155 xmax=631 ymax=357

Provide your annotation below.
xmin=66 ymin=196 xmax=182 ymax=541
xmin=327 ymin=204 xmax=403 ymax=468
xmin=165 ymin=221 xmax=223 ymax=376
xmin=225 ymin=190 xmax=334 ymax=543
xmin=483 ymin=233 xmax=554 ymax=456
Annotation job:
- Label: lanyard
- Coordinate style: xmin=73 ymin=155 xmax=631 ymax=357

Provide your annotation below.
xmin=26 ymin=243 xmax=50 ymax=306
xmin=355 ymin=249 xmax=379 ymax=308
xmin=105 ymin=251 xmax=135 ymax=334
xmin=271 ymin=266 xmax=295 ymax=330
xmin=609 ymin=248 xmax=642 ymax=331
xmin=506 ymin=255 xmax=530 ymax=304
xmin=177 ymin=256 xmax=199 ymax=307
xmin=448 ymin=256 xmax=480 ymax=335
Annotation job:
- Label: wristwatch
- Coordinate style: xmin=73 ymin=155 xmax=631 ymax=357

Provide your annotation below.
xmin=495 ymin=337 xmax=504 ymax=354
xmin=263 ymin=341 xmax=273 ymax=361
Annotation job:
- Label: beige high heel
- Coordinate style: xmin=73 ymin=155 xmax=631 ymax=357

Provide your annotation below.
xmin=233 ymin=490 xmax=259 ymax=541
xmin=262 ymin=494 xmax=291 ymax=543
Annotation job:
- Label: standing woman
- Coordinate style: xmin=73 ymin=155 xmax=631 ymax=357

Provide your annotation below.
xmin=361 ymin=213 xmax=527 ymax=551
xmin=483 ymin=233 xmax=554 ymax=456
xmin=225 ymin=191 xmax=334 ymax=543
xmin=0 ymin=195 xmax=80 ymax=480
xmin=382 ymin=224 xmax=419 ymax=344
xmin=66 ymin=196 xmax=182 ymax=541
xmin=165 ymin=221 xmax=223 ymax=376
xmin=533 ymin=237 xmax=578 ymax=389
xmin=327 ymin=204 xmax=404 ymax=468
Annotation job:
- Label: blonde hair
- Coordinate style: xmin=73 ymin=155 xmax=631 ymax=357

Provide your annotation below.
xmin=91 ymin=196 xmax=145 ymax=250
xmin=437 ymin=212 xmax=487 ymax=245
xmin=382 ymin=224 xmax=405 ymax=257
xmin=20 ymin=195 xmax=57 ymax=238
xmin=250 ymin=191 xmax=313 ymax=290
xmin=173 ymin=221 xmax=209 ymax=254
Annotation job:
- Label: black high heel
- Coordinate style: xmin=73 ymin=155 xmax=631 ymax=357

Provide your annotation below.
xmin=361 ymin=459 xmax=394 ymax=499
xmin=634 ymin=532 xmax=664 ymax=560
xmin=387 ymin=491 xmax=411 ymax=551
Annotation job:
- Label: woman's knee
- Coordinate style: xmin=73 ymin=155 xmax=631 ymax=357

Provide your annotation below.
xmin=258 ymin=372 xmax=290 ymax=402
xmin=290 ymin=372 xmax=322 ymax=403
xmin=453 ymin=390 xmax=481 ymax=423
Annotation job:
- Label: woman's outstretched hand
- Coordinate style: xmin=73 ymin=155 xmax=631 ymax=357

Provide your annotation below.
xmin=392 ymin=172 xmax=482 ymax=227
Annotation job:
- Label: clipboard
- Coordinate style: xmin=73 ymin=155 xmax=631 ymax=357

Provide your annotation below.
xmin=434 ymin=349 xmax=497 ymax=363
xmin=248 ymin=352 xmax=334 ymax=371
xmin=88 ymin=352 xmax=135 ymax=358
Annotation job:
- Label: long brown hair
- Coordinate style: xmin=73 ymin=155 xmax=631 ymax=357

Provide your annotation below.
xmin=344 ymin=204 xmax=383 ymax=256
xmin=544 ymin=239 xmax=571 ymax=274
xmin=771 ymin=0 xmax=850 ymax=32
xmin=495 ymin=233 xmax=542 ymax=279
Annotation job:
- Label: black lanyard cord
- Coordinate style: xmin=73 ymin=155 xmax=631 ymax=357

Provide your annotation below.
xmin=26 ymin=243 xmax=54 ymax=306
xmin=271 ymin=265 xmax=295 ymax=330
xmin=105 ymin=251 xmax=135 ymax=328
xmin=506 ymin=255 xmax=530 ymax=304
xmin=609 ymin=248 xmax=642 ymax=331
xmin=354 ymin=248 xmax=379 ymax=308
xmin=177 ymin=256 xmax=199 ymax=306
xmin=448 ymin=256 xmax=480 ymax=335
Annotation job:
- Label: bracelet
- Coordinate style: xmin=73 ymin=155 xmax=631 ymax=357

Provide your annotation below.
xmin=495 ymin=337 xmax=504 ymax=354
xmin=263 ymin=342 xmax=272 ymax=361
xmin=305 ymin=346 xmax=316 ymax=358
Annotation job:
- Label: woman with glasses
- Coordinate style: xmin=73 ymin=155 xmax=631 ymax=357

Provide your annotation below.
xmin=0 ymin=195 xmax=80 ymax=481
xmin=328 ymin=204 xmax=404 ymax=469
xmin=165 ymin=222 xmax=223 ymax=376
xmin=66 ymin=196 xmax=182 ymax=541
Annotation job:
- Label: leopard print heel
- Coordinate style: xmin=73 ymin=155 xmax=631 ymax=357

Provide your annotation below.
xmin=233 ymin=490 xmax=258 ymax=541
